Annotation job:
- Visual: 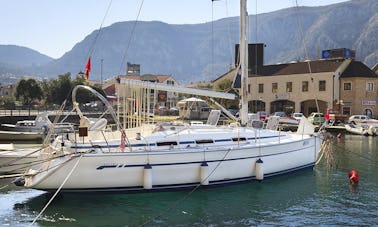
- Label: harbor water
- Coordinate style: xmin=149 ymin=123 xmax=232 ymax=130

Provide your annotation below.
xmin=1 ymin=134 xmax=377 ymax=226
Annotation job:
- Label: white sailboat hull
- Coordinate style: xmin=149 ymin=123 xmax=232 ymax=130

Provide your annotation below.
xmin=24 ymin=130 xmax=320 ymax=192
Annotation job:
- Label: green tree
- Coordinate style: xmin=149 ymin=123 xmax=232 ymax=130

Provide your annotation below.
xmin=15 ymin=78 xmax=44 ymax=106
xmin=44 ymin=73 xmax=73 ymax=106
xmin=43 ymin=73 xmax=106 ymax=109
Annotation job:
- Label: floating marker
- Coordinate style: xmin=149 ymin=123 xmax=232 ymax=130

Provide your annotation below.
xmin=143 ymin=164 xmax=152 ymax=189
xmin=348 ymin=170 xmax=359 ymax=184
xmin=255 ymin=158 xmax=264 ymax=181
xmin=200 ymin=162 xmax=209 ymax=185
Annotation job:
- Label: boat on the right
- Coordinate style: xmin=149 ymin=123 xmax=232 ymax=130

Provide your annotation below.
xmin=345 ymin=115 xmax=378 ymax=136
xmin=344 ymin=123 xmax=378 ymax=136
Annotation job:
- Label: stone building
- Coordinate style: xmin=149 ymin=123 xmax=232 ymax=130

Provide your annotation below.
xmin=214 ymin=45 xmax=378 ymax=117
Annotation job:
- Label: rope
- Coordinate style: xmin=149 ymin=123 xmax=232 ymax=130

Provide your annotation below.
xmin=85 ymin=0 xmax=113 ymax=61
xmin=30 ymin=154 xmax=83 ymax=226
xmin=315 ymin=133 xmax=378 ymax=171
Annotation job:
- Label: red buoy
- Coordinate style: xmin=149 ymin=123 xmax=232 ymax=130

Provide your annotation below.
xmin=348 ymin=170 xmax=359 ymax=184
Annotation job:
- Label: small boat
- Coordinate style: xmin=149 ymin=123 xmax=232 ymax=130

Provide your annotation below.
xmin=0 ymin=130 xmax=43 ymax=141
xmin=360 ymin=123 xmax=378 ymax=136
xmin=0 ymin=112 xmax=74 ymax=141
xmin=345 ymin=124 xmax=369 ymax=136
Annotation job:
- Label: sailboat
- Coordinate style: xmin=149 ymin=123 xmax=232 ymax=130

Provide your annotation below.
xmin=17 ymin=0 xmax=322 ymax=193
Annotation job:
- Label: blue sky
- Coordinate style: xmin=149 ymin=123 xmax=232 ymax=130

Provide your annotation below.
xmin=0 ymin=0 xmax=349 ymax=58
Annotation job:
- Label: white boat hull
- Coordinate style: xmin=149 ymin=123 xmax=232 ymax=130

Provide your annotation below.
xmin=24 ymin=133 xmax=320 ymax=192
xmin=0 ymin=130 xmax=43 ymax=141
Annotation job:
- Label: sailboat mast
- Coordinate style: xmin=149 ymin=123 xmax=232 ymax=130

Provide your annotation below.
xmin=240 ymin=0 xmax=249 ymax=126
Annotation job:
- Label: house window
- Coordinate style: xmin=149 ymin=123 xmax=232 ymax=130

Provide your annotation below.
xmin=258 ymin=84 xmax=264 ymax=93
xmin=342 ymin=106 xmax=351 ymax=116
xmin=366 ymin=82 xmax=374 ymax=92
xmin=272 ymin=83 xmax=278 ymax=93
xmin=343 ymin=82 xmax=352 ymax=90
xmin=286 ymin=82 xmax=292 ymax=92
xmin=302 ymin=81 xmax=308 ymax=92
xmin=248 ymin=84 xmax=251 ymax=93
xmin=319 ymin=80 xmax=326 ymax=91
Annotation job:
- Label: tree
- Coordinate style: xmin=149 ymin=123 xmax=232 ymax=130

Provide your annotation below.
xmin=44 ymin=73 xmax=73 ymax=106
xmin=15 ymin=78 xmax=44 ymax=106
xmin=43 ymin=73 xmax=106 ymax=109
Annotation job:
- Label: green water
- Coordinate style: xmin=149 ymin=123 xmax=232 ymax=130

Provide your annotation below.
xmin=1 ymin=134 xmax=377 ymax=226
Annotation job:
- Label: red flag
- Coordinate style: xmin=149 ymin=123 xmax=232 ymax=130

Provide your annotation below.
xmin=84 ymin=57 xmax=91 ymax=80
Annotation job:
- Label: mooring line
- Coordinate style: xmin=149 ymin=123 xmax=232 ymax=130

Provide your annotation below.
xmin=30 ymin=154 xmax=83 ymax=226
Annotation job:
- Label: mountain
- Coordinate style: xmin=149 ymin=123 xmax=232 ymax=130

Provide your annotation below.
xmin=1 ymin=0 xmax=377 ymax=84
xmin=0 ymin=45 xmax=53 ymax=68
xmin=0 ymin=45 xmax=53 ymax=83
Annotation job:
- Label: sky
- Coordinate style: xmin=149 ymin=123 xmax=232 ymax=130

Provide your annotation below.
xmin=0 ymin=0 xmax=349 ymax=59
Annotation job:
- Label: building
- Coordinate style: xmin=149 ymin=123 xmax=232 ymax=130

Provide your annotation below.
xmin=215 ymin=45 xmax=378 ymax=118
xmin=0 ymin=83 xmax=16 ymax=98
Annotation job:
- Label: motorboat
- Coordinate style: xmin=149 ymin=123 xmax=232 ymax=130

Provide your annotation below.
xmin=0 ymin=112 xmax=74 ymax=141
xmin=1 ymin=111 xmax=74 ymax=133
xmin=345 ymin=124 xmax=369 ymax=136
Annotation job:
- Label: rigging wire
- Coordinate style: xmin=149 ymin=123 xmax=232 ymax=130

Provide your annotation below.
xmin=85 ymin=0 xmax=113 ymax=62
xmin=212 ymin=1 xmax=215 ymax=79
xmin=118 ymin=0 xmax=145 ymax=75
xmin=225 ymin=0 xmax=234 ymax=68
xmin=294 ymin=0 xmax=319 ymax=112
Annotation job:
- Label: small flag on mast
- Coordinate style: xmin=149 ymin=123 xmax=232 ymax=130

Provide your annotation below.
xmin=84 ymin=57 xmax=91 ymax=80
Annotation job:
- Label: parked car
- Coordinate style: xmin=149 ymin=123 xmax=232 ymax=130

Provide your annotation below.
xmin=257 ymin=111 xmax=267 ymax=120
xmin=292 ymin=112 xmax=304 ymax=121
xmin=271 ymin=111 xmax=287 ymax=117
xmin=348 ymin=115 xmax=378 ymax=125
xmin=308 ymin=112 xmax=325 ymax=125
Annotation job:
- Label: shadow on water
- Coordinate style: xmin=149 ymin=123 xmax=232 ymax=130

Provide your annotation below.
xmin=1 ymin=135 xmax=377 ymax=226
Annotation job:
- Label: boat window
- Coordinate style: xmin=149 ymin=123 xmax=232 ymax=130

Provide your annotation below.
xmin=156 ymin=141 xmax=178 ymax=146
xmin=232 ymin=137 xmax=246 ymax=141
xmin=195 ymin=139 xmax=214 ymax=144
